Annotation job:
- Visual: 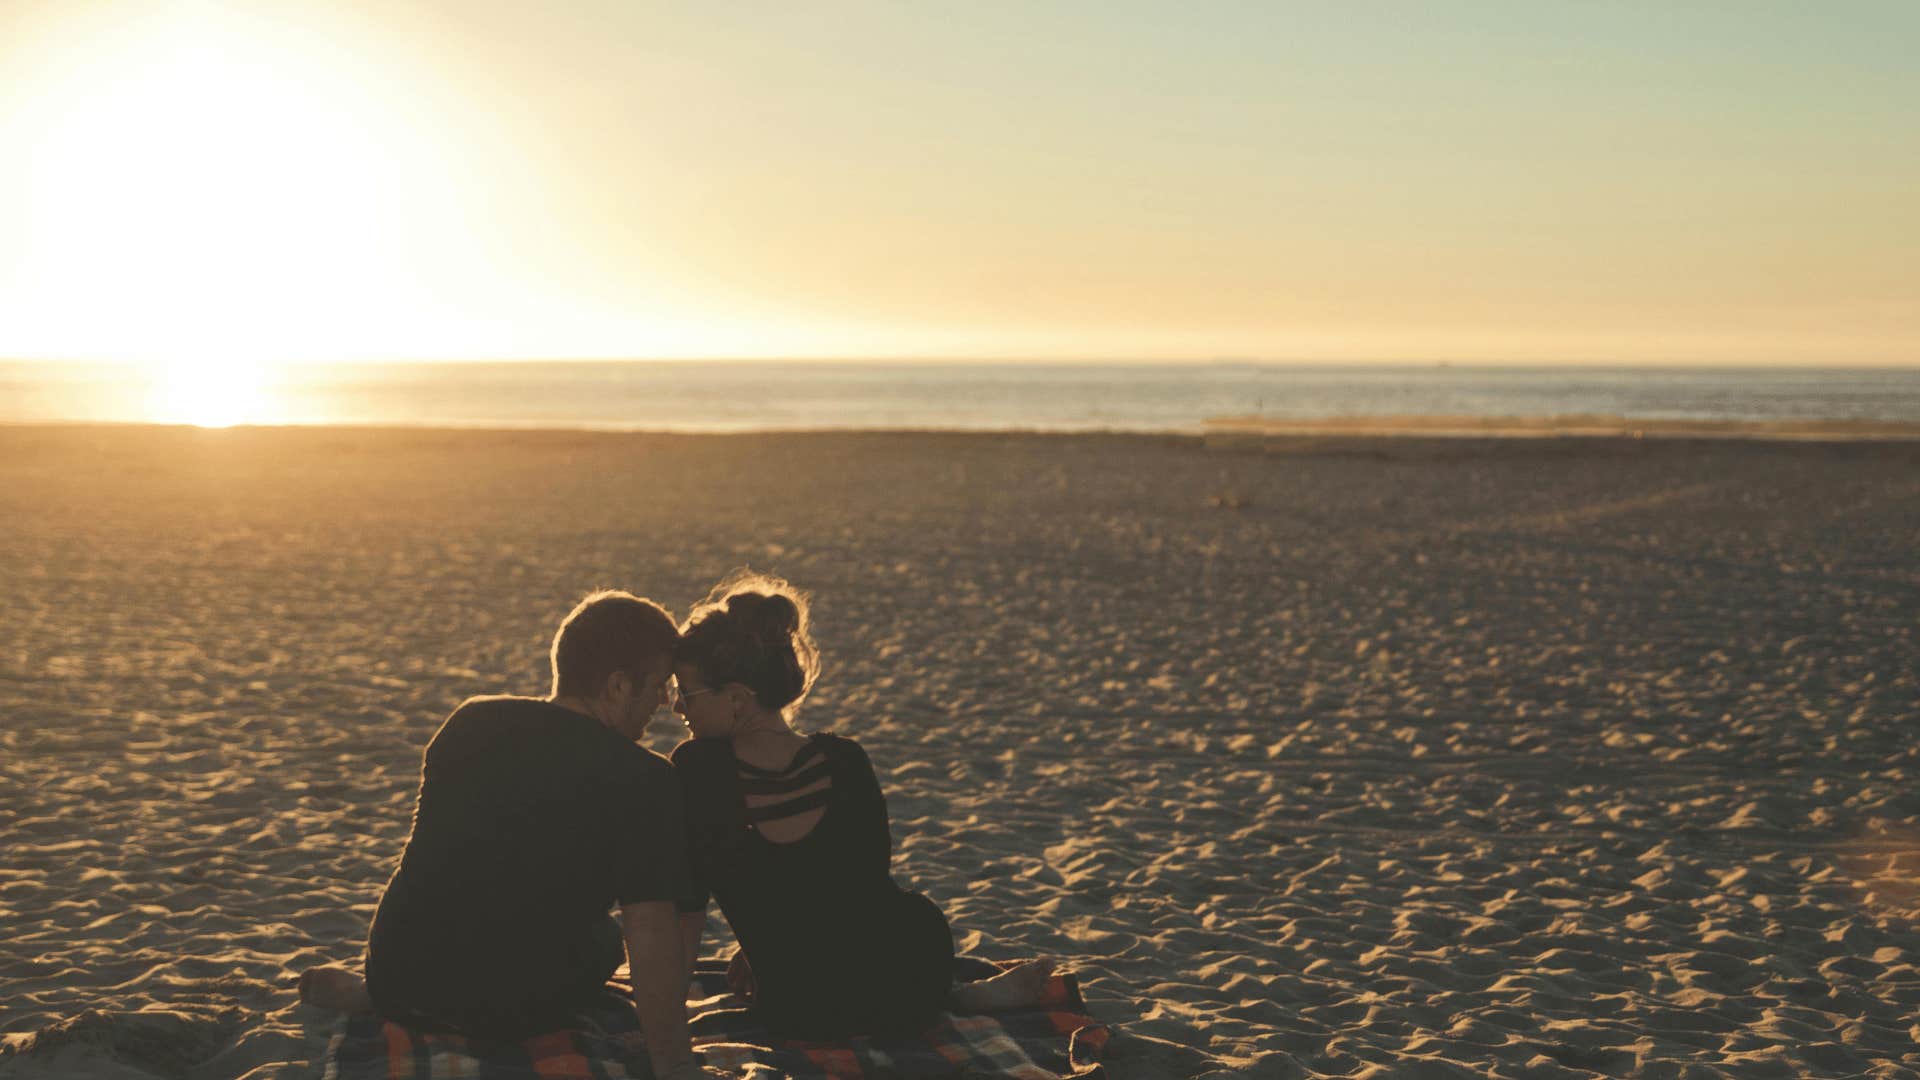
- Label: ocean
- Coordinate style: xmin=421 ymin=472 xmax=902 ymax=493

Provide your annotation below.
xmin=3 ymin=360 xmax=1918 ymax=433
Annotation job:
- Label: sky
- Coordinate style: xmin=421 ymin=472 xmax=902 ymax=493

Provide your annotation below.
xmin=1 ymin=0 xmax=1915 ymax=366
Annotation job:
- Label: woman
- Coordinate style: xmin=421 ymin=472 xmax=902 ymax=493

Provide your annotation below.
xmin=669 ymin=572 xmax=1049 ymax=1040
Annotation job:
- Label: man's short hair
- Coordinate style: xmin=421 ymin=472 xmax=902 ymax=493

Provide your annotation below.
xmin=550 ymin=590 xmax=679 ymax=699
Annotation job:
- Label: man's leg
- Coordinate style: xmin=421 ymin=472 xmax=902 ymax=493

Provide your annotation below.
xmin=561 ymin=914 xmax=629 ymax=1007
xmin=475 ymin=916 xmax=631 ymax=1038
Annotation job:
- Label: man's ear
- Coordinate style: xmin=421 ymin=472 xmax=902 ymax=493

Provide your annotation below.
xmin=604 ymin=669 xmax=632 ymax=702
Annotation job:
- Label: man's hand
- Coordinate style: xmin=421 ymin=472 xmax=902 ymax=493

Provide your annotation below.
xmin=620 ymin=901 xmax=693 ymax=1078
xmin=724 ymin=948 xmax=755 ymax=1000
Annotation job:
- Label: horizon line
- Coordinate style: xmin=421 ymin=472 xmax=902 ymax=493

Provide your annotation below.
xmin=5 ymin=355 xmax=1917 ymax=370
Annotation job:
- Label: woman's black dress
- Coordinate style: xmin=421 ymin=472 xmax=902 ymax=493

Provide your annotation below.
xmin=671 ymin=733 xmax=954 ymax=1039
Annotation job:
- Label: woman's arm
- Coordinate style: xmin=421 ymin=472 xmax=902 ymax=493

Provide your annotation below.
xmin=836 ymin=737 xmax=894 ymax=869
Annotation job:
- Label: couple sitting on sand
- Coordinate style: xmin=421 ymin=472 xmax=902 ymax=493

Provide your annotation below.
xmin=298 ymin=574 xmax=1051 ymax=1080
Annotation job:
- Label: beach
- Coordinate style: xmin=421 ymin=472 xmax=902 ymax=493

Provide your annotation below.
xmin=2 ymin=423 xmax=1917 ymax=1078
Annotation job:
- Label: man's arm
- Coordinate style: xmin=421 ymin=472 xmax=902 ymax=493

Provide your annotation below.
xmin=677 ymin=910 xmax=705 ymax=993
xmin=620 ymin=900 xmax=693 ymax=1077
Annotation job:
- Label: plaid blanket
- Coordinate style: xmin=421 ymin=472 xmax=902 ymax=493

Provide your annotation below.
xmin=318 ymin=957 xmax=1108 ymax=1079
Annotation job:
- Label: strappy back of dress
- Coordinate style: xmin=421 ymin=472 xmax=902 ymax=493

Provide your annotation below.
xmin=735 ymin=736 xmax=834 ymax=844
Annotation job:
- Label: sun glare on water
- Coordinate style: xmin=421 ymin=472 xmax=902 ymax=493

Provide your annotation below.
xmin=141 ymin=356 xmax=283 ymax=428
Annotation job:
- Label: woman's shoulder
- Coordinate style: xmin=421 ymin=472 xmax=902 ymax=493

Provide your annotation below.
xmin=809 ymin=732 xmax=878 ymax=773
xmin=809 ymin=730 xmax=863 ymax=755
xmin=670 ymin=736 xmax=736 ymax=773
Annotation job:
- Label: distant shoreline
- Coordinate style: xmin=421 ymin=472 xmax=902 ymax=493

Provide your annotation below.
xmin=8 ymin=415 xmax=1920 ymax=443
xmin=1203 ymin=414 xmax=1920 ymax=442
xmin=5 ymin=362 xmax=1918 ymax=433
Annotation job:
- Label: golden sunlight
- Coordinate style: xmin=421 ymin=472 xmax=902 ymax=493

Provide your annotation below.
xmin=141 ymin=355 xmax=282 ymax=428
xmin=6 ymin=6 xmax=499 ymax=376
xmin=4 ymin=4 xmax=815 ymax=369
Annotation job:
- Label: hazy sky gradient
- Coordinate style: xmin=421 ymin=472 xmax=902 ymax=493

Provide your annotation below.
xmin=2 ymin=1 xmax=1915 ymax=364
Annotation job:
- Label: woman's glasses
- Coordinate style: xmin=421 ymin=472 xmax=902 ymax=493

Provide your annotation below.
xmin=674 ymin=685 xmax=717 ymax=707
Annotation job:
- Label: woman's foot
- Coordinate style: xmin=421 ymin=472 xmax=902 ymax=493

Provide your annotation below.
xmin=950 ymin=959 xmax=1055 ymax=1012
xmin=298 ymin=965 xmax=374 ymax=1014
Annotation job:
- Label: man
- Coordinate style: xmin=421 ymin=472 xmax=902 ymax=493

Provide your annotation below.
xmin=301 ymin=590 xmax=705 ymax=1078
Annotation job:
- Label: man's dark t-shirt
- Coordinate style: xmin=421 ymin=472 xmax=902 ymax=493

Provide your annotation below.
xmin=364 ymin=696 xmax=690 ymax=1035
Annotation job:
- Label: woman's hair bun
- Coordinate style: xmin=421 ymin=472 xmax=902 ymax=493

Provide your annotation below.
xmin=725 ymin=590 xmax=801 ymax=641
xmin=678 ymin=570 xmax=820 ymax=714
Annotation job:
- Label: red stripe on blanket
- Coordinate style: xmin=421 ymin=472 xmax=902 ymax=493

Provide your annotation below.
xmin=1071 ymin=1022 xmax=1110 ymax=1068
xmin=524 ymin=1030 xmax=592 ymax=1077
xmin=800 ymin=1045 xmax=864 ymax=1077
xmin=1047 ymin=1008 xmax=1089 ymax=1035
xmin=382 ymin=1024 xmax=412 ymax=1080
xmin=320 ymin=957 xmax=1109 ymax=1079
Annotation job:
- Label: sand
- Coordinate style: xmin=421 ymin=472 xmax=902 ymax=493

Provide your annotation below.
xmin=1 ymin=423 xmax=1916 ymax=1079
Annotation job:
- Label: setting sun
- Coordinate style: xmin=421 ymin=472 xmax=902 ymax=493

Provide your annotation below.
xmin=0 ymin=3 xmax=676 ymax=390
xmin=141 ymin=355 xmax=281 ymax=428
xmin=10 ymin=11 xmax=393 ymax=369
xmin=4 ymin=8 xmax=419 ymax=423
